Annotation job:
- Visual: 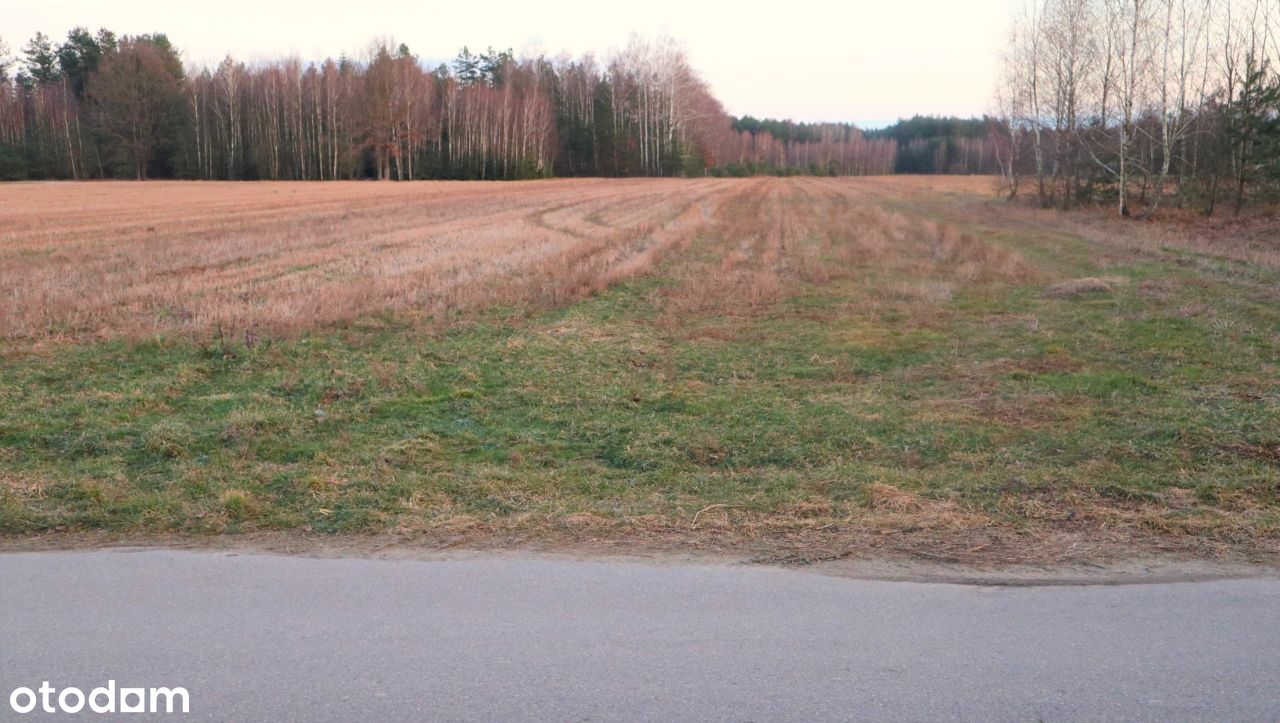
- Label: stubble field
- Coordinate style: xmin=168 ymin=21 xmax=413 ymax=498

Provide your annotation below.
xmin=2 ymin=177 xmax=1277 ymax=564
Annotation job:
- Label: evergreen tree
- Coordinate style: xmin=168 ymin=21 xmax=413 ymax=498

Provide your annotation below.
xmin=21 ymin=32 xmax=60 ymax=86
xmin=453 ymin=47 xmax=482 ymax=86
xmin=1226 ymin=55 xmax=1280 ymax=211
xmin=56 ymin=27 xmax=113 ymax=98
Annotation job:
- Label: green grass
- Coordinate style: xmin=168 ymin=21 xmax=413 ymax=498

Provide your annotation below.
xmin=2 ymin=187 xmax=1278 ymax=560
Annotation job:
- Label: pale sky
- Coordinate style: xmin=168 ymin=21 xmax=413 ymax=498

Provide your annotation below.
xmin=4 ymin=0 xmax=1017 ymax=127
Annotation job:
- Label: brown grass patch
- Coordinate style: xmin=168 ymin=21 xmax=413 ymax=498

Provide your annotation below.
xmin=890 ymin=175 xmax=1280 ymax=270
xmin=1044 ymin=277 xmax=1117 ymax=297
xmin=656 ymin=177 xmax=1041 ymax=321
xmin=863 ymin=483 xmax=923 ymax=512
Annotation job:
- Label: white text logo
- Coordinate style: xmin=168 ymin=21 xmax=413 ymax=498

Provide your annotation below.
xmin=8 ymin=681 xmax=189 ymax=714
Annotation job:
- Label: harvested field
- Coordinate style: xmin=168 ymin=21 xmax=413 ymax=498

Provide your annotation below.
xmin=0 ymin=179 xmax=727 ymax=339
xmin=2 ymin=177 xmax=1278 ymax=565
xmin=1 ymin=177 xmax=1034 ymax=341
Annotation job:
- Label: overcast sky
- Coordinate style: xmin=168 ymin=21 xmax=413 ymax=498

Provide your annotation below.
xmin=5 ymin=0 xmax=1016 ymax=127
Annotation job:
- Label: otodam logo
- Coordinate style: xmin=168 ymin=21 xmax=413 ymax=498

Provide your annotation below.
xmin=7 ymin=681 xmax=189 ymax=714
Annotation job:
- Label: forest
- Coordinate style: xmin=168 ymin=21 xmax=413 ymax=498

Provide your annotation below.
xmin=994 ymin=0 xmax=1280 ymax=216
xmin=0 ymin=32 xmax=900 ymax=182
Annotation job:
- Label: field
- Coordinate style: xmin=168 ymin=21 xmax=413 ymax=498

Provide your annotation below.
xmin=2 ymin=177 xmax=1278 ymax=564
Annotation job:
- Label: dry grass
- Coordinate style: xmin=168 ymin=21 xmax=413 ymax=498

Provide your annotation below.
xmin=657 ymin=176 xmax=1036 ymax=318
xmin=876 ymin=175 xmax=1280 ymax=270
xmin=0 ymin=178 xmax=728 ymax=341
xmin=1043 ymin=277 xmax=1119 ymax=297
xmin=1057 ymin=205 xmax=1280 ymax=270
xmin=1 ymin=177 xmax=1036 ymax=343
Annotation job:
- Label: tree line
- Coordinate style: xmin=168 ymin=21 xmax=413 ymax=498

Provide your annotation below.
xmin=714 ymin=117 xmax=897 ymax=176
xmin=0 ymin=31 xmax=908 ymax=181
xmin=994 ymin=0 xmax=1280 ymax=216
xmin=868 ymin=116 xmax=1003 ymax=175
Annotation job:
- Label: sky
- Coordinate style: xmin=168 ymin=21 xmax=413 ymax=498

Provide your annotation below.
xmin=4 ymin=0 xmax=1017 ymax=127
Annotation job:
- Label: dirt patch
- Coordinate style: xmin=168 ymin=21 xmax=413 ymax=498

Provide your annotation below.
xmin=1220 ymin=442 xmax=1280 ymax=465
xmin=2 ymin=529 xmax=1275 ymax=587
xmin=5 ymin=487 xmax=1277 ymax=576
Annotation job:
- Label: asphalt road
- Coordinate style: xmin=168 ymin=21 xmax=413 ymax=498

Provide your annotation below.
xmin=1 ymin=550 xmax=1277 ymax=721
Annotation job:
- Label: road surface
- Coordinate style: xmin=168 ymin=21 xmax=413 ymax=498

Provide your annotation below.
xmin=1 ymin=549 xmax=1277 ymax=720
